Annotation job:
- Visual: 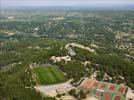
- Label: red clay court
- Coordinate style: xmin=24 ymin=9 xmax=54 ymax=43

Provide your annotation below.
xmin=93 ymin=81 xmax=100 ymax=87
xmin=109 ymin=84 xmax=116 ymax=90
xmin=83 ymin=80 xmax=93 ymax=87
xmin=83 ymin=85 xmax=94 ymax=92
xmin=118 ymin=87 xmax=125 ymax=93
xmin=114 ymin=96 xmax=121 ymax=100
xmin=80 ymin=79 xmax=126 ymax=100
xmin=104 ymin=92 xmax=111 ymax=100
xmin=100 ymin=83 xmax=106 ymax=89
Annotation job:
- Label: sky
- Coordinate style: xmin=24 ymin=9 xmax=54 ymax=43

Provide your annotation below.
xmin=1 ymin=0 xmax=134 ymax=7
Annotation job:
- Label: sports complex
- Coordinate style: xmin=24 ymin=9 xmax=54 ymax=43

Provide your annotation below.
xmin=33 ymin=66 xmax=66 ymax=85
xmin=79 ymin=78 xmax=128 ymax=100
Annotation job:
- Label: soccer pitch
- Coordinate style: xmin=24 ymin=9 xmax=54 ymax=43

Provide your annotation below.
xmin=34 ymin=66 xmax=66 ymax=85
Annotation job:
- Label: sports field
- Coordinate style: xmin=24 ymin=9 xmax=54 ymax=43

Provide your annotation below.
xmin=34 ymin=66 xmax=66 ymax=85
xmin=80 ymin=79 xmax=127 ymax=100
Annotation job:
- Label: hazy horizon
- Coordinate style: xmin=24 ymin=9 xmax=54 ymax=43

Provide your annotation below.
xmin=1 ymin=0 xmax=134 ymax=8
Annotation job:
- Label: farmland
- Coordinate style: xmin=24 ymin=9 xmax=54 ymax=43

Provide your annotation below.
xmin=34 ymin=67 xmax=66 ymax=85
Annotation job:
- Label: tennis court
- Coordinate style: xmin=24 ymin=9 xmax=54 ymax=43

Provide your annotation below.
xmin=79 ymin=79 xmax=127 ymax=100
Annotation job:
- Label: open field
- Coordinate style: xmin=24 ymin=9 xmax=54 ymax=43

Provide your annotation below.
xmin=34 ymin=66 xmax=66 ymax=85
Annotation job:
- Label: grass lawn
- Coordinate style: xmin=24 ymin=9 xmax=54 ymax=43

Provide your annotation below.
xmin=34 ymin=66 xmax=66 ymax=85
